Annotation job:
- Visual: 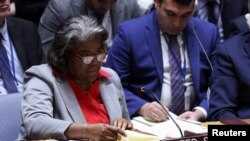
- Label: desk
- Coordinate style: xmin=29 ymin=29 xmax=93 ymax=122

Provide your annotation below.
xmin=201 ymin=121 xmax=223 ymax=127
xmin=243 ymin=119 xmax=250 ymax=124
xmin=203 ymin=118 xmax=250 ymax=126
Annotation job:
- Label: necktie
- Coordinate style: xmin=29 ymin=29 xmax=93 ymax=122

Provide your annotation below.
xmin=207 ymin=1 xmax=218 ymax=24
xmin=0 ymin=34 xmax=18 ymax=94
xmin=168 ymin=35 xmax=185 ymax=115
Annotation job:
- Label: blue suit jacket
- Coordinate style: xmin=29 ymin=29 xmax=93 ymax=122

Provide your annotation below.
xmin=208 ymin=31 xmax=250 ymax=121
xmin=106 ymin=11 xmax=219 ymax=117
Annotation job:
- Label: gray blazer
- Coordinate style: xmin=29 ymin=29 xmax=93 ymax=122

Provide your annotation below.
xmin=19 ymin=64 xmax=129 ymax=140
xmin=38 ymin=0 xmax=142 ymax=54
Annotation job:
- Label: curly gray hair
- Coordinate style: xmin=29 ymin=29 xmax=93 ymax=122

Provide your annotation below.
xmin=47 ymin=15 xmax=108 ymax=72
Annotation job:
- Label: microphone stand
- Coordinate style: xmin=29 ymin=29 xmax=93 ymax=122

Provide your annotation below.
xmin=140 ymin=87 xmax=184 ymax=138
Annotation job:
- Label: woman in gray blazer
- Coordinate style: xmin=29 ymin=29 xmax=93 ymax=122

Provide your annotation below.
xmin=19 ymin=15 xmax=132 ymax=141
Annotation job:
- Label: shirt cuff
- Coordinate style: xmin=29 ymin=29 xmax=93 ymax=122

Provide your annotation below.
xmin=193 ymin=107 xmax=207 ymax=119
xmin=245 ymin=13 xmax=250 ymax=29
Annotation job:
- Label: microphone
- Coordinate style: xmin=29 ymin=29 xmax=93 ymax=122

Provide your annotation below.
xmin=140 ymin=86 xmax=184 ymax=138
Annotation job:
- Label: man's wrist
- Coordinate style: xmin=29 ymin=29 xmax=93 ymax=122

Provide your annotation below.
xmin=193 ymin=107 xmax=207 ymax=121
xmin=138 ymin=103 xmax=149 ymax=116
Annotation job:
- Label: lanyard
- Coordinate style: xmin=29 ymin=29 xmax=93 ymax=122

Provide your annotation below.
xmin=0 ymin=33 xmax=18 ymax=85
xmin=9 ymin=34 xmax=17 ymax=85
xmin=164 ymin=35 xmax=186 ymax=83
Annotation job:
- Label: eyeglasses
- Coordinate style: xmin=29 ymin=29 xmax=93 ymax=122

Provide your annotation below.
xmin=72 ymin=50 xmax=107 ymax=65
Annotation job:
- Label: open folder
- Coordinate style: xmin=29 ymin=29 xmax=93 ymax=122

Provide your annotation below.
xmin=122 ymin=112 xmax=207 ymax=141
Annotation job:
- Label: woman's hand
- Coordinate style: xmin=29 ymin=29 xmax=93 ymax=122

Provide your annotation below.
xmin=112 ymin=118 xmax=133 ymax=130
xmin=85 ymin=123 xmax=126 ymax=141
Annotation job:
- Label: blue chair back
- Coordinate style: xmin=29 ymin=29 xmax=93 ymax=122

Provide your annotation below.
xmin=0 ymin=93 xmax=22 ymax=141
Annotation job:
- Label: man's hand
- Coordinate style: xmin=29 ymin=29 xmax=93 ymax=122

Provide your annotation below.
xmin=177 ymin=109 xmax=205 ymax=121
xmin=139 ymin=101 xmax=169 ymax=122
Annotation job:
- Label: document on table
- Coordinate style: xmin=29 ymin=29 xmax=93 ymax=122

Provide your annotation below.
xmin=121 ymin=130 xmax=161 ymax=141
xmin=122 ymin=112 xmax=207 ymax=140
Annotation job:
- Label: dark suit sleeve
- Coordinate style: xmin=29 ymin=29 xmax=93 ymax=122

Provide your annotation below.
xmin=29 ymin=21 xmax=46 ymax=66
xmin=227 ymin=15 xmax=249 ymax=38
xmin=38 ymin=0 xmax=65 ymax=55
xmin=222 ymin=0 xmax=249 ymax=39
xmin=7 ymin=17 xmax=45 ymax=71
xmin=208 ymin=45 xmax=239 ymax=121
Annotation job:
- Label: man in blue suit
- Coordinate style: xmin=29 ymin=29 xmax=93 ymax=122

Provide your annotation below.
xmin=106 ymin=0 xmax=219 ymax=122
xmin=208 ymin=31 xmax=250 ymax=121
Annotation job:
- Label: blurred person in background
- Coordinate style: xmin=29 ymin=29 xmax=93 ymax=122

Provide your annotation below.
xmin=39 ymin=0 xmax=143 ymax=55
xmin=0 ymin=0 xmax=44 ymax=95
xmin=195 ymin=0 xmax=249 ymax=41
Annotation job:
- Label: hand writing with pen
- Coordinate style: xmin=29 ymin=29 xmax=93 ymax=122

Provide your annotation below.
xmin=65 ymin=118 xmax=132 ymax=141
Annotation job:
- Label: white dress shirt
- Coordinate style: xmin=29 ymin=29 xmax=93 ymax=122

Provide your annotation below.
xmin=160 ymin=31 xmax=207 ymax=117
